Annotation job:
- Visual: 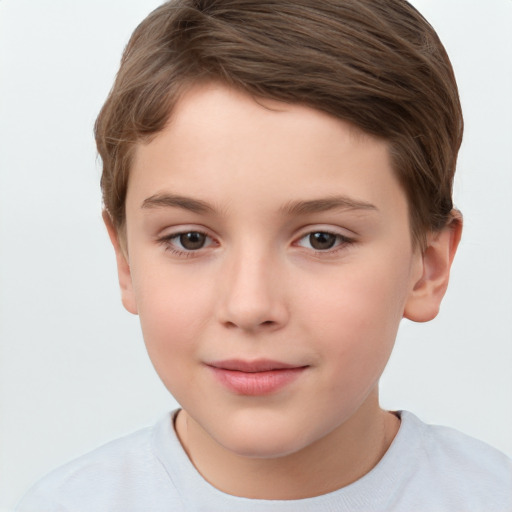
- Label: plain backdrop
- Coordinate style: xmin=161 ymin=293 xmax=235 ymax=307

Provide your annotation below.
xmin=1 ymin=1 xmax=511 ymax=510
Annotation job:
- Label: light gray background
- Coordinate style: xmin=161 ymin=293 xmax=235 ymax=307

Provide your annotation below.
xmin=1 ymin=1 xmax=511 ymax=510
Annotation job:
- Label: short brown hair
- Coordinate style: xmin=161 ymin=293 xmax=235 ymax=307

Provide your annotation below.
xmin=95 ymin=0 xmax=463 ymax=248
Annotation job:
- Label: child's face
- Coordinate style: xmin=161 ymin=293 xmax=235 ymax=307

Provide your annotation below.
xmin=120 ymin=82 xmax=424 ymax=458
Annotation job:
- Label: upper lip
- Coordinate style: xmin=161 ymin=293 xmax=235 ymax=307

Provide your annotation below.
xmin=207 ymin=359 xmax=306 ymax=373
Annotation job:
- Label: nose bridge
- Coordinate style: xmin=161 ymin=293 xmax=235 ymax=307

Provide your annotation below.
xmin=218 ymin=239 xmax=287 ymax=331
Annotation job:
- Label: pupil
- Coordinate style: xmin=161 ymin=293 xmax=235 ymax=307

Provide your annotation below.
xmin=310 ymin=232 xmax=336 ymax=250
xmin=180 ymin=232 xmax=206 ymax=250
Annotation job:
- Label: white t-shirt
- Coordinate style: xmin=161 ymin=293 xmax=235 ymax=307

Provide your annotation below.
xmin=16 ymin=410 xmax=512 ymax=512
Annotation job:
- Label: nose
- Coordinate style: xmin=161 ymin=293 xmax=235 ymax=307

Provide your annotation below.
xmin=217 ymin=246 xmax=289 ymax=333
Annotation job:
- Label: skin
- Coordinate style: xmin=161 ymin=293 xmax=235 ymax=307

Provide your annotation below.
xmin=105 ymin=82 xmax=461 ymax=500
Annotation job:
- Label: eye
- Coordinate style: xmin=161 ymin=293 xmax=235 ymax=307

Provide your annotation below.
xmin=158 ymin=230 xmax=215 ymax=254
xmin=296 ymin=231 xmax=352 ymax=251
xmin=175 ymin=231 xmax=208 ymax=250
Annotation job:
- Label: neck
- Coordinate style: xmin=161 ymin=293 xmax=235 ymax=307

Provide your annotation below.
xmin=175 ymin=393 xmax=400 ymax=500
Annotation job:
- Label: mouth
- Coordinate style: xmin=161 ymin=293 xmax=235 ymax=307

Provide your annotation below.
xmin=208 ymin=359 xmax=305 ymax=372
xmin=205 ymin=359 xmax=309 ymax=395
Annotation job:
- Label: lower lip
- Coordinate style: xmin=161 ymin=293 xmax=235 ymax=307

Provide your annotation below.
xmin=208 ymin=366 xmax=307 ymax=396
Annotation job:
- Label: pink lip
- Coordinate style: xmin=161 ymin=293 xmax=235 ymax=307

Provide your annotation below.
xmin=206 ymin=359 xmax=308 ymax=396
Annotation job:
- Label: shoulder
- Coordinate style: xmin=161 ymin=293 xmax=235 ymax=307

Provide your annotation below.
xmin=15 ymin=415 xmax=180 ymax=512
xmin=406 ymin=411 xmax=512 ymax=478
xmin=397 ymin=411 xmax=512 ymax=511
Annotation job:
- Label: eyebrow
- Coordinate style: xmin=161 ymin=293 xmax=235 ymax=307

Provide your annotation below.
xmin=280 ymin=196 xmax=378 ymax=215
xmin=141 ymin=193 xmax=378 ymax=216
xmin=141 ymin=194 xmax=216 ymax=214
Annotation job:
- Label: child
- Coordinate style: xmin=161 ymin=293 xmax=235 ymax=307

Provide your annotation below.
xmin=16 ymin=0 xmax=512 ymax=510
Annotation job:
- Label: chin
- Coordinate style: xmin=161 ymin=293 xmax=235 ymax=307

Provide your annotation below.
xmin=219 ymin=431 xmax=307 ymax=459
xmin=209 ymin=412 xmax=321 ymax=460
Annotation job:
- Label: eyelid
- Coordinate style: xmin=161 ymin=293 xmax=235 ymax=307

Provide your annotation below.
xmin=294 ymin=224 xmax=356 ymax=240
xmin=156 ymin=224 xmax=215 ymax=240
xmin=156 ymin=226 xmax=218 ymax=256
xmin=155 ymin=224 xmax=356 ymax=257
xmin=293 ymin=226 xmax=356 ymax=253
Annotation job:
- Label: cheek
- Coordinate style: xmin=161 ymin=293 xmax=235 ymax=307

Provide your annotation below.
xmin=301 ymin=257 xmax=411 ymax=383
xmin=130 ymin=262 xmax=213 ymax=377
xmin=137 ymin=292 xmax=211 ymax=402
xmin=304 ymin=259 xmax=408 ymax=334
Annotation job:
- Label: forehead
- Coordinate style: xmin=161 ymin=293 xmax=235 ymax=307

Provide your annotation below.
xmin=127 ymin=82 xmax=407 ymax=220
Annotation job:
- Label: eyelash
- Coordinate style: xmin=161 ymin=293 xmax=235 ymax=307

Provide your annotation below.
xmin=157 ymin=230 xmax=214 ymax=258
xmin=157 ymin=230 xmax=354 ymax=258
xmin=295 ymin=231 xmax=354 ymax=255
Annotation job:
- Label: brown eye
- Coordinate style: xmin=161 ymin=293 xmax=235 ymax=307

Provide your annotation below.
xmin=179 ymin=232 xmax=207 ymax=250
xmin=309 ymin=232 xmax=337 ymax=250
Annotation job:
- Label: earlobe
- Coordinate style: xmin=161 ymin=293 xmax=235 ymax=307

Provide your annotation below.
xmin=404 ymin=211 xmax=462 ymax=323
xmin=102 ymin=211 xmax=138 ymax=315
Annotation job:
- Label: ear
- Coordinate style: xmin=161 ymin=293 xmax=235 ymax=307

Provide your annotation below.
xmin=404 ymin=211 xmax=462 ymax=323
xmin=103 ymin=211 xmax=138 ymax=315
